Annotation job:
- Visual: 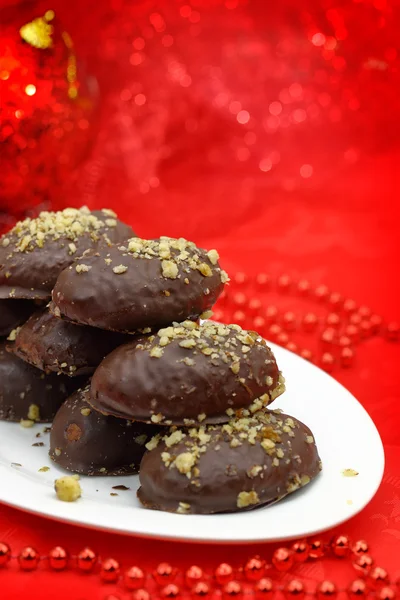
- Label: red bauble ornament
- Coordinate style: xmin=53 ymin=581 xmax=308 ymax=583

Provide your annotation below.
xmin=100 ymin=558 xmax=120 ymax=583
xmin=309 ymin=539 xmax=325 ymax=559
xmin=353 ymin=554 xmax=374 ymax=574
xmin=192 ymin=582 xmax=210 ymax=597
xmin=379 ymin=588 xmax=396 ymax=600
xmin=185 ymin=565 xmax=204 ymax=587
xmin=282 ymin=311 xmax=296 ymax=331
xmin=297 ymin=280 xmax=311 ymax=295
xmin=343 ymin=299 xmax=357 ymax=314
xmin=300 ymin=349 xmax=313 ymax=362
xmin=248 ymin=298 xmax=262 ymax=316
xmin=386 ymin=322 xmax=400 ymax=342
xmin=272 ymin=547 xmax=294 ymax=571
xmin=352 ymin=540 xmax=369 ymax=555
xmin=154 ymin=563 xmax=176 ymax=585
xmin=331 ymin=534 xmax=350 ymax=558
xmin=291 ymin=541 xmax=309 ymax=562
xmin=348 ymin=579 xmax=367 ymax=598
xmin=0 ymin=542 xmax=11 ymax=567
xmin=77 ymin=547 xmax=97 ymax=572
xmin=223 ymin=581 xmax=242 ymax=598
xmin=277 ymin=274 xmax=292 ymax=293
xmin=265 ymin=305 xmax=279 ymax=324
xmin=255 ymin=578 xmax=273 ymax=598
xmin=285 ymin=579 xmax=305 ymax=600
xmin=316 ymin=581 xmax=337 ymax=600
xmin=315 ymin=285 xmax=329 ymax=302
xmin=124 ymin=566 xmax=145 ymax=590
xmin=132 ymin=590 xmax=150 ymax=600
xmin=161 ymin=584 xmax=180 ymax=598
xmin=18 ymin=546 xmax=39 ymax=571
xmin=321 ymin=353 xmax=335 ymax=373
xmin=368 ymin=567 xmax=389 ymax=588
xmin=49 ymin=546 xmax=68 ymax=571
xmin=233 ymin=273 xmax=247 ymax=287
xmin=328 ymin=293 xmax=343 ymax=309
xmin=244 ymin=556 xmax=265 ymax=581
xmin=302 ymin=313 xmax=318 ymax=332
xmin=215 ymin=562 xmax=234 ymax=585
xmin=326 ymin=313 xmax=341 ymax=329
xmin=256 ymin=273 xmax=271 ymax=291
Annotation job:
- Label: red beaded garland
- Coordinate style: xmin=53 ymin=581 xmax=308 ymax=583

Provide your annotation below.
xmin=370 ymin=314 xmax=383 ymax=333
xmin=265 ymin=305 xmax=279 ymax=324
xmin=321 ymin=328 xmax=337 ymax=348
xmin=100 ymin=558 xmax=120 ymax=583
xmin=321 ymin=352 xmax=335 ymax=372
xmin=341 ymin=347 xmax=355 ymax=368
xmin=282 ymin=311 xmax=296 ymax=331
xmin=358 ymin=306 xmax=371 ymax=319
xmin=291 ymin=541 xmax=309 ymax=562
xmin=360 ymin=320 xmax=372 ymax=338
xmin=272 ymin=547 xmax=294 ymax=571
xmin=326 ymin=313 xmax=341 ymax=329
xmin=277 ymin=274 xmax=291 ymax=292
xmin=386 ymin=322 xmax=399 ymax=342
xmin=161 ymin=583 xmax=180 ymax=598
xmin=350 ymin=313 xmax=362 ymax=326
xmin=223 ymin=581 xmax=242 ymax=598
xmin=256 ymin=273 xmax=271 ymax=290
xmin=345 ymin=324 xmax=359 ymax=342
xmin=244 ymin=556 xmax=265 ymax=581
xmin=185 ymin=565 xmax=204 ymax=587
xmin=343 ymin=299 xmax=357 ymax=314
xmin=299 ymin=349 xmax=314 ymax=362
xmin=124 ymin=566 xmax=145 ymax=590
xmin=353 ymin=554 xmax=374 ymax=574
xmin=285 ymin=579 xmax=305 ymax=600
xmin=192 ymin=582 xmax=210 ymax=597
xmin=233 ymin=272 xmax=247 ymax=287
xmin=315 ymin=285 xmax=329 ymax=302
xmin=329 ymin=292 xmax=343 ymax=309
xmin=368 ymin=566 xmax=389 ymax=587
xmin=302 ymin=312 xmax=318 ymax=332
xmin=77 ymin=547 xmax=97 ymax=572
xmin=309 ymin=539 xmax=325 ymax=559
xmin=331 ymin=534 xmax=350 ymax=558
xmin=338 ymin=335 xmax=352 ymax=348
xmin=18 ymin=547 xmax=39 ymax=571
xmin=48 ymin=546 xmax=68 ymax=571
xmin=132 ymin=590 xmax=150 ymax=600
xmin=248 ymin=298 xmax=262 ymax=316
xmin=233 ymin=292 xmax=247 ymax=308
xmin=316 ymin=581 xmax=337 ymax=600
xmin=276 ymin=331 xmax=289 ymax=346
xmin=255 ymin=578 xmax=274 ymax=598
xmin=0 ymin=542 xmax=11 ymax=567
xmin=286 ymin=341 xmax=298 ymax=353
xmin=253 ymin=316 xmax=266 ymax=332
xmin=297 ymin=280 xmax=311 ymax=295
xmin=232 ymin=310 xmax=246 ymax=326
xmin=352 ymin=540 xmax=369 ymax=555
xmin=379 ymin=588 xmax=396 ymax=600
xmin=154 ymin=562 xmax=176 ymax=585
xmin=215 ymin=562 xmax=234 ymax=585
xmin=348 ymin=579 xmax=368 ymax=598
xmin=267 ymin=323 xmax=282 ymax=341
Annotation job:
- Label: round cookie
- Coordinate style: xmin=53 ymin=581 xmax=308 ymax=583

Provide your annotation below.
xmin=0 ymin=207 xmax=134 ymax=301
xmin=0 ymin=342 xmax=85 ymax=422
xmin=51 ymin=237 xmax=227 ymax=332
xmin=90 ymin=321 xmax=285 ymax=425
xmin=138 ymin=410 xmax=322 ymax=514
xmin=11 ymin=309 xmax=130 ymax=376
xmin=0 ymin=299 xmax=36 ymax=337
xmin=49 ymin=387 xmax=160 ymax=476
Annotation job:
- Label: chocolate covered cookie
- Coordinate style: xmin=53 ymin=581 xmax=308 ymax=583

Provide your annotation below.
xmin=49 ymin=387 xmax=160 ymax=475
xmin=51 ymin=237 xmax=227 ymax=332
xmin=11 ymin=309 xmax=129 ymax=376
xmin=0 ymin=342 xmax=85 ymax=422
xmin=138 ymin=410 xmax=321 ymax=514
xmin=0 ymin=207 xmax=134 ymax=301
xmin=90 ymin=321 xmax=284 ymax=425
xmin=0 ymin=299 xmax=36 ymax=337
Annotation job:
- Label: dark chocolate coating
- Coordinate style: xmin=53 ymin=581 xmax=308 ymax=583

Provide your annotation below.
xmin=138 ymin=410 xmax=322 ymax=514
xmin=90 ymin=322 xmax=284 ymax=425
xmin=0 ymin=299 xmax=36 ymax=337
xmin=11 ymin=309 xmax=130 ymax=376
xmin=0 ymin=208 xmax=134 ymax=301
xmin=0 ymin=342 xmax=85 ymax=422
xmin=51 ymin=237 xmax=226 ymax=332
xmin=49 ymin=387 xmax=160 ymax=475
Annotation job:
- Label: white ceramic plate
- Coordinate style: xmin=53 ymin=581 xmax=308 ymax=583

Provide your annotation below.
xmin=0 ymin=343 xmax=384 ymax=543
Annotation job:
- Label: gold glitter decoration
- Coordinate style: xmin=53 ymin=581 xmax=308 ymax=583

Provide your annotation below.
xmin=20 ymin=12 xmax=54 ymax=50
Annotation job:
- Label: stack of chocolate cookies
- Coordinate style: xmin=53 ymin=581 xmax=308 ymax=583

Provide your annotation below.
xmin=0 ymin=206 xmax=322 ymax=514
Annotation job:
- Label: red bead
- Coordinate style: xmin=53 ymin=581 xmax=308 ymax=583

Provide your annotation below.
xmin=161 ymin=584 xmax=180 ymax=598
xmin=265 ymin=305 xmax=279 ymax=324
xmin=358 ymin=306 xmax=371 ymax=319
xmin=350 ymin=313 xmax=362 ymax=326
xmin=215 ymin=563 xmax=234 ymax=585
xmin=244 ymin=556 xmax=265 ymax=581
xmin=104 ymin=595 xmax=121 ymax=600
xmin=339 ymin=335 xmax=352 ymax=347
xmin=368 ymin=567 xmax=389 ymax=587
xmin=282 ymin=311 xmax=296 ymax=331
xmin=286 ymin=341 xmax=298 ymax=353
xmin=276 ymin=332 xmax=289 ymax=346
xmin=272 ymin=547 xmax=294 ymax=571
xmin=353 ymin=554 xmax=374 ymax=574
xmin=253 ymin=316 xmax=266 ymax=333
xmin=309 ymin=539 xmax=325 ymax=559
xmin=300 ymin=348 xmax=314 ymax=362
xmin=213 ymin=308 xmax=225 ymax=322
xmin=360 ymin=320 xmax=372 ymax=338
xmin=185 ymin=565 xmax=204 ymax=587
xmin=101 ymin=558 xmax=120 ymax=583
xmin=18 ymin=547 xmax=39 ymax=571
xmin=233 ymin=310 xmax=246 ymax=326
xmin=132 ymin=590 xmax=150 ymax=600
xmin=277 ymin=274 xmax=292 ymax=293
xmin=386 ymin=322 xmax=399 ymax=342
xmin=219 ymin=289 xmax=228 ymax=303
xmin=315 ymin=285 xmax=329 ymax=302
xmin=341 ymin=347 xmax=355 ymax=368
xmin=233 ymin=292 xmax=247 ymax=308
xmin=0 ymin=542 xmax=11 ymax=567
xmin=255 ymin=578 xmax=273 ymax=598
xmin=370 ymin=314 xmax=383 ymax=334
xmin=297 ymin=279 xmax=311 ymax=295
xmin=291 ymin=540 xmax=309 ymax=562
xmin=223 ymin=581 xmax=242 ymax=598
xmin=352 ymin=540 xmax=369 ymax=555
xmin=302 ymin=313 xmax=318 ymax=332
xmin=154 ymin=563 xmax=176 ymax=585
xmin=267 ymin=323 xmax=281 ymax=341
xmin=256 ymin=273 xmax=271 ymax=290
xmin=77 ymin=547 xmax=97 ymax=572
xmin=124 ymin=566 xmax=145 ymax=590
xmin=285 ymin=579 xmax=305 ymax=600
xmin=248 ymin=298 xmax=262 ymax=316
xmin=321 ymin=352 xmax=335 ymax=372
xmin=192 ymin=582 xmax=210 ymax=597
xmin=331 ymin=534 xmax=350 ymax=557
xmin=49 ymin=546 xmax=68 ymax=571
xmin=321 ymin=328 xmax=337 ymax=348
xmin=348 ymin=579 xmax=368 ymax=598
xmin=329 ymin=292 xmax=343 ymax=309
xmin=326 ymin=313 xmax=341 ymax=329
xmin=233 ymin=272 xmax=248 ymax=287
xmin=345 ymin=324 xmax=360 ymax=342
xmin=317 ymin=581 xmax=337 ymax=600
xmin=343 ymin=299 xmax=357 ymax=314
xmin=379 ymin=588 xmax=396 ymax=600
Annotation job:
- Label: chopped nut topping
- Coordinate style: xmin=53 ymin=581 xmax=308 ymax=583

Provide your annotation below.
xmin=7 ymin=327 xmax=21 ymax=341
xmin=342 ymin=468 xmax=359 ymax=477
xmin=68 ymin=243 xmax=77 ymax=255
xmin=80 ymin=408 xmax=91 ymax=416
xmin=27 ymin=404 xmax=40 ymax=421
xmin=20 ymin=419 xmax=35 ymax=428
xmin=54 ymin=447 xmax=62 ymax=456
xmin=175 ymin=452 xmax=196 ymax=475
xmin=237 ymin=490 xmax=260 ymax=508
xmin=54 ymin=475 xmax=81 ymax=502
xmin=75 ymin=264 xmax=92 ymax=274
xmin=113 ymin=264 xmax=128 ymax=274
xmin=200 ymin=310 xmax=213 ymax=320
xmin=162 ymin=260 xmax=179 ymax=279
xmin=206 ymin=249 xmax=220 ymax=265
xmin=145 ymin=435 xmax=161 ymax=451
xmin=305 ymin=435 xmax=314 ymax=444
xmin=247 ymin=465 xmax=263 ymax=479
xmin=177 ymin=502 xmax=191 ymax=514
xmin=151 ymin=413 xmax=164 ymax=424
xmin=198 ymin=263 xmax=213 ymax=277
xmin=150 ymin=346 xmax=164 ymax=358
xmin=38 ymin=466 xmax=50 ymax=472
xmin=164 ymin=430 xmax=186 ymax=448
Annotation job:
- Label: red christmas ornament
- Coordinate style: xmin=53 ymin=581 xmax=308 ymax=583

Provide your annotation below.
xmin=299 ymin=349 xmax=314 ymax=362
xmin=291 ymin=540 xmax=309 ymax=562
xmin=368 ymin=567 xmax=389 ymax=588
xmin=282 ymin=311 xmax=296 ymax=331
xmin=315 ymin=285 xmax=329 ymax=302
xmin=154 ymin=562 xmax=176 ymax=585
xmin=223 ymin=581 xmax=242 ymax=598
xmin=248 ymin=298 xmax=262 ymax=316
xmin=267 ymin=323 xmax=281 ymax=341
xmin=302 ymin=313 xmax=318 ymax=332
xmin=77 ymin=547 xmax=97 ymax=572
xmin=297 ymin=280 xmax=311 ymax=295
xmin=265 ymin=305 xmax=279 ymax=324
xmin=100 ymin=558 xmax=120 ymax=583
xmin=316 ymin=581 xmax=337 ymax=600
xmin=276 ymin=332 xmax=289 ymax=346
xmin=343 ymin=299 xmax=357 ymax=314
xmin=326 ymin=313 xmax=341 ymax=329
xmin=331 ymin=534 xmax=350 ymax=558
xmin=379 ymin=588 xmax=396 ymax=600
xmin=255 ymin=578 xmax=273 ymax=598
xmin=18 ymin=546 xmax=39 ymax=571
xmin=277 ymin=274 xmax=292 ymax=293
xmin=192 ymin=582 xmax=210 ymax=597
xmin=353 ymin=554 xmax=374 ymax=574
xmin=185 ymin=565 xmax=204 ymax=587
xmin=309 ymin=539 xmax=325 ymax=559
xmin=132 ymin=590 xmax=150 ymax=600
xmin=386 ymin=322 xmax=400 ymax=342
xmin=124 ymin=566 xmax=145 ymax=590
xmin=244 ymin=556 xmax=265 ymax=581
xmin=329 ymin=292 xmax=343 ymax=309
xmin=272 ymin=547 xmax=294 ymax=572
xmin=161 ymin=584 xmax=180 ymax=598
xmin=215 ymin=563 xmax=234 ymax=585
xmin=233 ymin=272 xmax=247 ymax=287
xmin=285 ymin=579 xmax=305 ymax=600
xmin=348 ymin=579 xmax=368 ymax=599
xmin=48 ymin=546 xmax=68 ymax=571
xmin=352 ymin=540 xmax=369 ymax=555
xmin=341 ymin=347 xmax=355 ymax=368
xmin=321 ymin=353 xmax=335 ymax=372
xmin=0 ymin=542 xmax=11 ymax=567
xmin=256 ymin=273 xmax=271 ymax=291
